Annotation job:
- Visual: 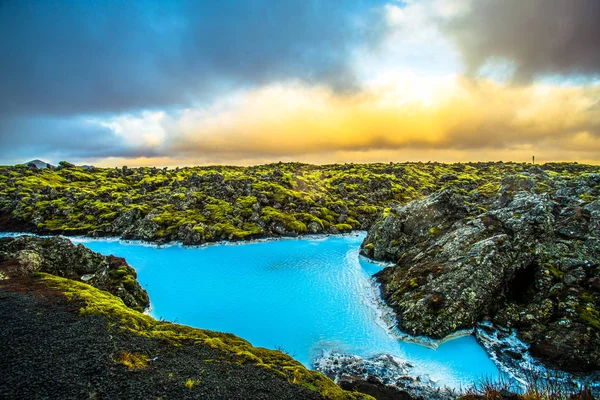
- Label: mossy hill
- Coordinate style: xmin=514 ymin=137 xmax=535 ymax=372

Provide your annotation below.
xmin=0 ymin=236 xmax=370 ymax=400
xmin=2 ymin=161 xmax=599 ymax=244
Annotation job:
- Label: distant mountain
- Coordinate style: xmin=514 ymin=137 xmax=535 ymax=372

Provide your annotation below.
xmin=23 ymin=159 xmax=53 ymax=169
xmin=20 ymin=160 xmax=95 ymax=169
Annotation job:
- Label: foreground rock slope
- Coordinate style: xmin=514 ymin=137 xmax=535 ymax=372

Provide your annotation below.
xmin=361 ymin=171 xmax=600 ymax=372
xmin=0 ymin=236 xmax=369 ymax=400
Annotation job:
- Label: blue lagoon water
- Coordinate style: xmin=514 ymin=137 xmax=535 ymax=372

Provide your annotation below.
xmin=20 ymin=232 xmax=502 ymax=388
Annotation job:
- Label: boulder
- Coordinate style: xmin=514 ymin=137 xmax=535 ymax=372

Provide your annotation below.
xmin=0 ymin=236 xmax=149 ymax=311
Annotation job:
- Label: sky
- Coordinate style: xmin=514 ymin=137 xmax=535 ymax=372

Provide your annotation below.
xmin=1 ymin=0 xmax=599 ymax=167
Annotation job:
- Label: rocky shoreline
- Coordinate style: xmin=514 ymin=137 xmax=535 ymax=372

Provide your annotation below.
xmin=314 ymin=352 xmax=457 ymax=400
xmin=360 ymin=171 xmax=600 ymax=387
xmin=0 ymin=235 xmax=371 ymax=400
xmin=474 ymin=322 xmax=600 ymax=394
xmin=0 ymin=235 xmax=150 ymax=311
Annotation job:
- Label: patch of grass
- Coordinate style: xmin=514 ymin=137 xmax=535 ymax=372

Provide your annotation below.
xmin=460 ymin=369 xmax=595 ymax=400
xmin=113 ymin=351 xmax=148 ymax=369
xmin=184 ymin=378 xmax=201 ymax=389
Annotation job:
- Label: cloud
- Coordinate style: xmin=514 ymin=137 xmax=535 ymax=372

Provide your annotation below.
xmin=4 ymin=76 xmax=599 ymax=167
xmin=443 ymin=0 xmax=600 ymax=81
xmin=75 ymin=77 xmax=600 ymax=166
xmin=0 ymin=0 xmax=387 ymax=117
xmin=356 ymin=0 xmax=464 ymax=80
xmin=166 ymin=78 xmax=600 ymax=155
xmin=0 ymin=116 xmax=161 ymax=165
xmin=2 ymin=0 xmax=599 ymax=167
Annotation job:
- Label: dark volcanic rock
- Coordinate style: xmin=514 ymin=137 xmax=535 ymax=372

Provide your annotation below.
xmin=361 ymin=174 xmax=600 ymax=372
xmin=0 ymin=278 xmax=334 ymax=400
xmin=314 ymin=352 xmax=455 ymax=400
xmin=360 ymin=189 xmax=473 ymax=262
xmin=0 ymin=235 xmax=149 ymax=311
xmin=338 ymin=378 xmax=413 ymax=400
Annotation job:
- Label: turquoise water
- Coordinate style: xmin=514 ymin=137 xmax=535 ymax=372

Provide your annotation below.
xmin=5 ymin=232 xmax=501 ymax=388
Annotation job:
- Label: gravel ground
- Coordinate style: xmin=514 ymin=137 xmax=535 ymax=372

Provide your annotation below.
xmin=0 ymin=277 xmax=326 ymax=400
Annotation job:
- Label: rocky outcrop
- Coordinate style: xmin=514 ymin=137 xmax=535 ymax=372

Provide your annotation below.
xmin=361 ymin=173 xmax=600 ymax=372
xmin=314 ymin=352 xmax=456 ymax=400
xmin=0 ymin=235 xmax=149 ymax=311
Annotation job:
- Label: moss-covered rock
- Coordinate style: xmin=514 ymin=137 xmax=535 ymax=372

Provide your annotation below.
xmin=0 ymin=236 xmax=149 ymax=311
xmin=4 ymin=161 xmax=597 ymax=244
xmin=362 ymin=171 xmax=600 ymax=372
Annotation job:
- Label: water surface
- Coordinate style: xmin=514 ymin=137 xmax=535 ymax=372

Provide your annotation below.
xmin=68 ymin=233 xmax=501 ymax=388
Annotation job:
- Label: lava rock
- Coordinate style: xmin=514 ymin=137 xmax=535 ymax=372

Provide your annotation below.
xmin=0 ymin=236 xmax=149 ymax=311
xmin=362 ymin=174 xmax=600 ymax=372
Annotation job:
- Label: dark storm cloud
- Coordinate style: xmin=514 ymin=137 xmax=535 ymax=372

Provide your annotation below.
xmin=0 ymin=0 xmax=386 ymax=117
xmin=445 ymin=0 xmax=600 ymax=81
xmin=0 ymin=116 xmax=163 ymax=165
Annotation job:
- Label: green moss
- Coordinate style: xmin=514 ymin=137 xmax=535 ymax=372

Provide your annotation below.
xmin=428 ymin=227 xmax=441 ymax=236
xmin=579 ymin=193 xmax=595 ymax=202
xmin=39 ymin=273 xmax=369 ymax=399
xmin=548 ymin=265 xmax=564 ymax=279
xmin=579 ymin=307 xmax=600 ymax=330
xmin=108 ymin=265 xmax=130 ymax=279
xmin=121 ymin=276 xmax=138 ymax=291
xmin=171 ymin=193 xmax=186 ymax=201
xmin=213 ymin=221 xmax=262 ymax=239
xmin=581 ymin=292 xmax=594 ymax=303
xmin=356 ymin=205 xmax=378 ymax=214
xmin=2 ymin=161 xmax=599 ymax=244
xmin=236 ymin=195 xmax=258 ymax=209
xmin=262 ymin=207 xmax=308 ymax=234
xmin=114 ymin=351 xmax=148 ymax=369
xmin=333 ymin=223 xmax=352 ymax=232
xmin=364 ymin=243 xmax=374 ymax=251
xmin=184 ymin=378 xmax=201 ymax=389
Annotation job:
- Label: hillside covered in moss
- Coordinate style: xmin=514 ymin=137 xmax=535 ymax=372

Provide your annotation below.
xmin=2 ymin=161 xmax=599 ymax=244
